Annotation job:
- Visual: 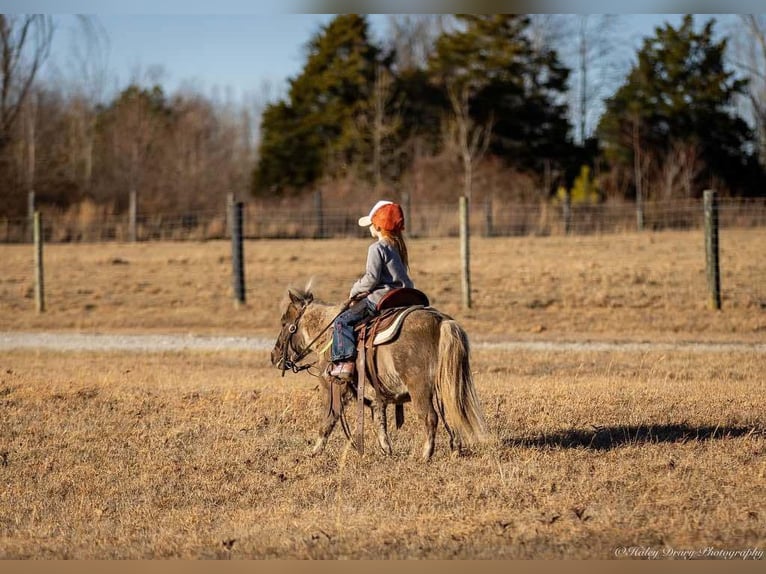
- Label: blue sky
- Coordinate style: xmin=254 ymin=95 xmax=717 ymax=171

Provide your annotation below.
xmin=40 ymin=13 xmax=694 ymax=106
xmin=57 ymin=14 xmax=339 ymax=101
xmin=46 ymin=14 xmax=339 ymax=103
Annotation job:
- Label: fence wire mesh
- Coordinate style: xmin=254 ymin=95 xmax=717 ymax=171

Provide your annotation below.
xmin=1 ymin=197 xmax=765 ymax=243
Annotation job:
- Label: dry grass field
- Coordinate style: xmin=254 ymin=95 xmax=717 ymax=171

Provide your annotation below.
xmin=0 ymin=349 xmax=763 ymax=559
xmin=1 ymin=228 xmax=764 ymax=341
xmin=1 ymin=229 xmax=765 ymax=558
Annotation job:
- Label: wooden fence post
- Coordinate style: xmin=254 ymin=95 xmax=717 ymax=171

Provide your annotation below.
xmin=460 ymin=195 xmax=472 ymax=309
xmin=314 ymin=190 xmax=324 ymax=239
xmin=231 ymin=201 xmax=246 ymax=308
xmin=484 ymin=197 xmax=493 ymax=237
xmin=401 ymin=191 xmax=412 ymax=237
xmin=33 ymin=211 xmax=45 ymax=313
xmin=129 ymin=189 xmax=137 ymax=243
xmin=704 ymin=189 xmax=721 ymax=310
xmin=563 ymin=190 xmax=572 ymax=235
xmin=27 ymin=191 xmax=35 ymax=243
xmin=226 ymin=192 xmax=234 ymax=239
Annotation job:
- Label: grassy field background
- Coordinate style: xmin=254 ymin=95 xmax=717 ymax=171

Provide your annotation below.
xmin=1 ymin=228 xmax=764 ymax=340
xmin=1 ymin=229 xmax=764 ymax=558
xmin=1 ymin=349 xmax=763 ymax=559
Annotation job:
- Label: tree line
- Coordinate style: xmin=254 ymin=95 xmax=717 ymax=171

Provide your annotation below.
xmin=1 ymin=14 xmax=765 ymax=220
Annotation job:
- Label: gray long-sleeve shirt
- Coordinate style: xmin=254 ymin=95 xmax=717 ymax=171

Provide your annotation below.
xmin=350 ymin=240 xmax=413 ymax=306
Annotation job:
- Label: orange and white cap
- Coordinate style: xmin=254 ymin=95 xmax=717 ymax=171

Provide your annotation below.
xmin=358 ymin=200 xmax=404 ymax=232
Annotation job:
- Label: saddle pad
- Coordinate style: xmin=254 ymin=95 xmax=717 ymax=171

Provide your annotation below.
xmin=373 ymin=305 xmax=426 ymax=345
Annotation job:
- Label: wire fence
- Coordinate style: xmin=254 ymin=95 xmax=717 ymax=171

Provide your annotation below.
xmin=1 ymin=196 xmax=765 ymax=243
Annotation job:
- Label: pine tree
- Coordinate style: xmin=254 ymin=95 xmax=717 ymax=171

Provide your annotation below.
xmin=428 ymin=15 xmax=572 ymax=181
xmin=598 ymin=15 xmax=761 ymax=198
xmin=253 ymin=15 xmax=379 ymax=196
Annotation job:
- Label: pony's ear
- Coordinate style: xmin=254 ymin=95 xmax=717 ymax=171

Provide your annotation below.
xmin=287 ymin=288 xmax=302 ymax=305
xmin=304 ymin=278 xmax=315 ymax=303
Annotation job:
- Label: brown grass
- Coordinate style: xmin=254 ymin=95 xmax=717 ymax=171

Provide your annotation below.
xmin=0 ymin=229 xmax=764 ymax=558
xmin=0 ymin=348 xmax=763 ymax=559
xmin=1 ymin=228 xmax=764 ymax=341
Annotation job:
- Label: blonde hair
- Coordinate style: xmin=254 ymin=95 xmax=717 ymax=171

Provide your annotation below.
xmin=377 ymin=228 xmax=409 ymax=270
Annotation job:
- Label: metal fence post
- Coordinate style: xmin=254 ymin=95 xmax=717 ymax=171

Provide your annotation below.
xmin=704 ymin=189 xmax=721 ymax=310
xmin=231 ymin=201 xmax=246 ymax=308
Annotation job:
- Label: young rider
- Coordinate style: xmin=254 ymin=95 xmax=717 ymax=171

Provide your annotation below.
xmin=329 ymin=200 xmax=413 ymax=380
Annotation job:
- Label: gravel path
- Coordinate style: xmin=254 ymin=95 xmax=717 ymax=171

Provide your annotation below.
xmin=1 ymin=331 xmax=763 ymax=354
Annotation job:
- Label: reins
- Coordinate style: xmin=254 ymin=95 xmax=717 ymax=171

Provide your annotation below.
xmin=279 ymin=295 xmax=361 ymax=377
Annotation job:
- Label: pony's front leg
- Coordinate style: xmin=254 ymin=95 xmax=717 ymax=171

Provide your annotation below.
xmin=311 ymin=377 xmax=342 ymax=456
xmin=372 ymin=400 xmax=393 ymax=455
xmin=312 ymin=409 xmax=339 ymax=456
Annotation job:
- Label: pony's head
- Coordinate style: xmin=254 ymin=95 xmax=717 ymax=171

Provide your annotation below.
xmin=270 ymin=284 xmax=315 ymax=370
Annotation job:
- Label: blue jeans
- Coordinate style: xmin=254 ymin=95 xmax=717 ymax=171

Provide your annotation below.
xmin=331 ymin=298 xmax=375 ymax=362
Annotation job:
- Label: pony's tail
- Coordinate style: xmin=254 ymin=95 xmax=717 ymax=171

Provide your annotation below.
xmin=434 ymin=320 xmax=487 ymax=446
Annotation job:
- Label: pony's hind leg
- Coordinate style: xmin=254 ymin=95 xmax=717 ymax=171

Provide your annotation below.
xmin=436 ymin=402 xmax=462 ymax=454
xmin=412 ymin=392 xmax=438 ymax=461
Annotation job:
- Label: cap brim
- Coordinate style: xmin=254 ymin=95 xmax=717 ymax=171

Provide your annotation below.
xmin=358 ymin=216 xmax=372 ymax=227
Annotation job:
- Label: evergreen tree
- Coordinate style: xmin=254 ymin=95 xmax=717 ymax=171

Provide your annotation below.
xmin=598 ymin=15 xmax=761 ymax=198
xmin=390 ymin=67 xmax=447 ymax=167
xmin=428 ymin=15 xmax=573 ymax=183
xmin=253 ymin=15 xmax=379 ymax=196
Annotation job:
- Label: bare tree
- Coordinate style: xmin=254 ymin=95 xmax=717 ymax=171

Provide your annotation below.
xmin=384 ymin=15 xmax=445 ymax=72
xmin=632 ymin=110 xmax=645 ymax=230
xmin=659 ymin=140 xmax=703 ymax=200
xmin=0 ymin=15 xmax=53 ymax=152
xmin=62 ymin=16 xmax=109 ymax=193
xmin=533 ymin=14 xmax=623 ymax=145
xmin=20 ymin=89 xmax=37 ymax=214
xmin=371 ymin=64 xmax=402 ymax=191
xmin=575 ymin=15 xmax=623 ymax=144
xmin=445 ymin=81 xmax=493 ymax=202
xmin=732 ymin=15 xmax=766 ymax=166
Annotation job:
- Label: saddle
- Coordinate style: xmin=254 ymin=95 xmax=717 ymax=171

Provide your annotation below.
xmin=353 ymin=288 xmax=430 ymax=453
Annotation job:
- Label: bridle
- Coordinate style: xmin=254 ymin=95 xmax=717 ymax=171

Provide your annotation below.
xmin=276 ymin=296 xmax=357 ymax=377
xmin=276 ymin=301 xmax=313 ymax=376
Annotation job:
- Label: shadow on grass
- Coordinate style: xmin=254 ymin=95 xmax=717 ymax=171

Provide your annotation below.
xmin=502 ymin=424 xmax=762 ymax=451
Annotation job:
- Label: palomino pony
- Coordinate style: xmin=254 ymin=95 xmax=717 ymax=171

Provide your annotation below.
xmin=270 ymin=286 xmax=487 ymax=460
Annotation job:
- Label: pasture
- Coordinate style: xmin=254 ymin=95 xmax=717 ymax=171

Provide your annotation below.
xmin=1 ymin=229 xmax=765 ymax=340
xmin=1 ymin=229 xmax=765 ymax=558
